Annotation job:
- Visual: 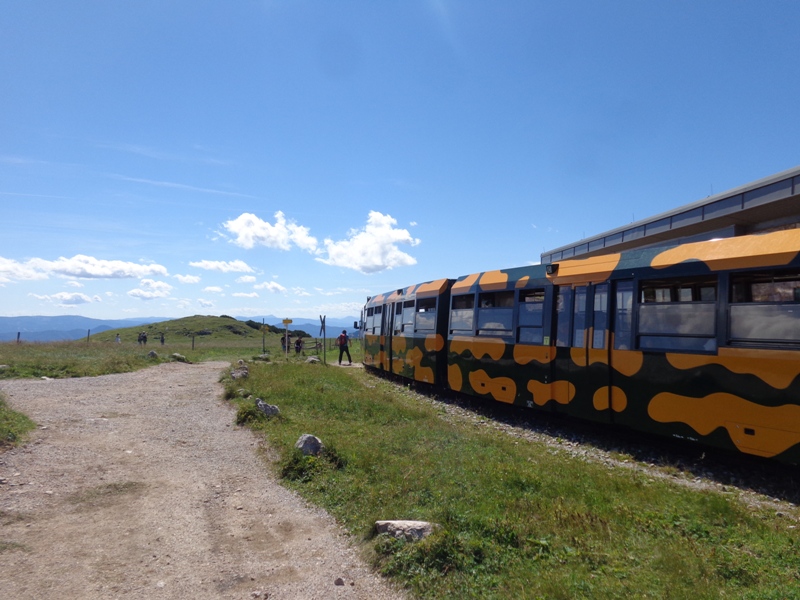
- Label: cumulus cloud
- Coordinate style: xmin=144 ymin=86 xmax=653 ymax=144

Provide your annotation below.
xmin=235 ymin=275 xmax=256 ymax=284
xmin=198 ymin=299 xmax=215 ymax=308
xmin=292 ymin=287 xmax=312 ymax=297
xmin=203 ymin=286 xmax=224 ymax=293
xmin=189 ymin=259 xmax=254 ymax=273
xmin=223 ymin=211 xmax=318 ymax=252
xmin=65 ymin=280 xmax=84 ymax=288
xmin=254 ymin=281 xmax=287 ymax=293
xmin=28 ymin=255 xmax=168 ymax=279
xmin=174 ymin=274 xmax=201 ymax=284
xmin=233 ymin=292 xmax=259 ymax=298
xmin=128 ymin=279 xmax=173 ymax=300
xmin=30 ymin=291 xmax=102 ymax=306
xmin=317 ymin=211 xmax=419 ymax=274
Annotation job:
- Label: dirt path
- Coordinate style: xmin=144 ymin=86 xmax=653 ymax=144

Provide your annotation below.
xmin=0 ymin=361 xmax=405 ymax=600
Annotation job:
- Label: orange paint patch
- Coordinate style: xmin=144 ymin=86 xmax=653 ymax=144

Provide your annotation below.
xmin=425 ymin=334 xmax=445 ymax=352
xmin=452 ymin=273 xmax=480 ymax=294
xmin=468 ymin=369 xmax=516 ymax=403
xmin=648 ymin=392 xmax=800 ymax=458
xmin=513 ymin=345 xmax=552 ymax=365
xmin=526 ymin=379 xmax=575 ymax=406
xmin=515 ymin=276 xmax=530 ymax=288
xmin=448 ymin=364 xmax=463 ymax=391
xmin=667 ymin=349 xmax=800 ymax=390
xmin=393 ymin=336 xmax=407 ymax=352
xmin=651 ymin=229 xmax=800 ymax=271
xmin=478 ymin=270 xmax=509 ymax=291
xmin=416 ymin=278 xmax=450 ymax=297
xmin=610 ymin=350 xmax=644 ymax=377
xmin=547 ymin=254 xmax=621 ymax=286
xmin=592 ymin=386 xmax=628 ymax=412
xmin=571 ymin=346 xmax=587 ymax=367
xmin=450 ymin=337 xmax=507 ymax=360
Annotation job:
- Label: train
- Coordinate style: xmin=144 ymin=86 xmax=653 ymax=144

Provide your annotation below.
xmin=358 ymin=227 xmax=800 ymax=465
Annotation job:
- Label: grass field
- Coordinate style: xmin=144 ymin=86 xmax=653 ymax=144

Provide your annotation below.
xmin=1 ymin=315 xmax=799 ymax=598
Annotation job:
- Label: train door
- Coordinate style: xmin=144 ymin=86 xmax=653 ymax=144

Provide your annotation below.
xmin=587 ymin=283 xmax=613 ymax=423
xmin=607 ymin=279 xmax=636 ymax=425
xmin=380 ymin=302 xmax=392 ymax=371
xmin=552 ymin=285 xmax=575 ymax=410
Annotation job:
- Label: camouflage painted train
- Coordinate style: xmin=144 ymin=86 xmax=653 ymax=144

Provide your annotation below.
xmin=359 ymin=228 xmax=800 ymax=464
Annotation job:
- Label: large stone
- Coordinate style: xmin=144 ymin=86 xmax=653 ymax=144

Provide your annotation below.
xmin=375 ymin=520 xmax=438 ymax=542
xmin=255 ymin=398 xmax=280 ymax=417
xmin=295 ymin=434 xmax=324 ymax=456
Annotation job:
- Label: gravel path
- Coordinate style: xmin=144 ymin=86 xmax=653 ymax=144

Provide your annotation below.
xmin=0 ymin=361 xmax=406 ymax=600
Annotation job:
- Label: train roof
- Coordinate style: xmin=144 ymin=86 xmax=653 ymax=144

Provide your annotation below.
xmin=541 ymin=165 xmax=800 ymax=264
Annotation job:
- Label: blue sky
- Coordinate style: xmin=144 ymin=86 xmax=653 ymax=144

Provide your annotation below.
xmin=2 ymin=1 xmax=799 ymax=321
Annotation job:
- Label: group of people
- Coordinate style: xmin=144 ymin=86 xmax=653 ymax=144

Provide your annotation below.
xmin=133 ymin=332 xmax=165 ymax=345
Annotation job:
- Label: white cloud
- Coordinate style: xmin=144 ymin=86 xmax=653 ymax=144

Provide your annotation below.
xmin=27 ymin=255 xmax=168 ymax=279
xmin=0 ymin=257 xmax=53 ymax=283
xmin=29 ymin=291 xmax=102 ymax=306
xmin=317 ymin=211 xmax=420 ymax=274
xmin=254 ymin=281 xmax=287 ymax=293
xmin=235 ymin=275 xmax=256 ymax=284
xmin=223 ymin=211 xmax=318 ymax=252
xmin=65 ymin=280 xmax=84 ymax=288
xmin=233 ymin=292 xmax=259 ymax=298
xmin=203 ymin=286 xmax=224 ymax=293
xmin=128 ymin=279 xmax=173 ymax=300
xmin=292 ymin=287 xmax=312 ymax=297
xmin=198 ymin=299 xmax=215 ymax=308
xmin=189 ymin=259 xmax=254 ymax=273
xmin=174 ymin=274 xmax=201 ymax=284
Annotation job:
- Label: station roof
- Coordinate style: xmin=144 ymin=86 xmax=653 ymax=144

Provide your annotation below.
xmin=540 ymin=165 xmax=800 ymax=264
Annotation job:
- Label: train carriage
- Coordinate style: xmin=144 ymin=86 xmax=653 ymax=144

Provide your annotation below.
xmin=361 ymin=278 xmax=452 ymax=385
xmin=360 ymin=228 xmax=800 ymax=464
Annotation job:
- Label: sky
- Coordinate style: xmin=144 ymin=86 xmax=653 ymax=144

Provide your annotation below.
xmin=2 ymin=1 xmax=800 ymax=321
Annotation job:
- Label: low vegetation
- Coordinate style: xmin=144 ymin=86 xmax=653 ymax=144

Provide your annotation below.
xmin=225 ymin=362 xmax=800 ymax=599
xmin=0 ymin=393 xmax=36 ymax=448
xmin=2 ymin=316 xmax=798 ymax=598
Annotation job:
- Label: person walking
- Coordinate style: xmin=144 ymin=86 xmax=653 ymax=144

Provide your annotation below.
xmin=337 ymin=330 xmax=352 ymax=365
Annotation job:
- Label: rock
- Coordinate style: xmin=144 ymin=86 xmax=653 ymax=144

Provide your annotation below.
xmin=147 ymin=351 xmax=158 ymax=359
xmin=305 ymin=356 xmax=321 ymax=364
xmin=230 ymin=363 xmax=249 ymax=379
xmin=170 ymin=353 xmax=188 ymax=363
xmin=335 ymin=578 xmax=345 ymax=586
xmin=255 ymin=399 xmax=280 ymax=417
xmin=295 ymin=434 xmax=324 ymax=456
xmin=375 ymin=520 xmax=438 ymax=542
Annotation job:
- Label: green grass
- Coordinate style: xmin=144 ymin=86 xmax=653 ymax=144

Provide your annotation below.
xmin=0 ymin=394 xmax=36 ymax=448
xmin=225 ymin=362 xmax=800 ymax=599
xmin=0 ymin=314 xmax=353 ymax=379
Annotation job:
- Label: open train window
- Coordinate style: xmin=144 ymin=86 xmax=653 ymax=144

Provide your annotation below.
xmin=477 ymin=291 xmax=513 ymax=336
xmin=416 ymin=297 xmax=437 ymax=331
xmin=637 ymin=276 xmax=717 ymax=352
xmin=450 ymin=294 xmax=475 ymax=333
xmin=518 ymin=289 xmax=545 ymax=344
xmin=730 ymin=269 xmax=800 ymax=345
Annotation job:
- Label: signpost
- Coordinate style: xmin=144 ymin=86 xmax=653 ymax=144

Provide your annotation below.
xmin=319 ymin=315 xmax=326 ymax=365
xmin=282 ymin=319 xmax=292 ymax=359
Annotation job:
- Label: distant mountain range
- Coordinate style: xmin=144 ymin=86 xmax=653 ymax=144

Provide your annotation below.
xmin=0 ymin=314 xmax=359 ymax=342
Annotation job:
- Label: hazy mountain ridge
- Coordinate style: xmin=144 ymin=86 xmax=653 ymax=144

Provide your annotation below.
xmin=0 ymin=314 xmax=359 ymax=342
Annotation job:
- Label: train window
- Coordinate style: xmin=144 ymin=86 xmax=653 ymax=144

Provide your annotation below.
xmin=518 ymin=289 xmax=545 ymax=344
xmin=477 ymin=291 xmax=513 ymax=335
xmin=614 ymin=281 xmax=634 ymax=350
xmin=555 ymin=287 xmax=573 ymax=347
xmin=592 ymin=284 xmax=608 ymax=349
xmin=572 ymin=287 xmax=588 ymax=348
xmin=730 ymin=270 xmax=800 ymax=344
xmin=415 ymin=297 xmax=436 ymax=331
xmin=450 ymin=294 xmax=475 ymax=332
xmin=638 ymin=276 xmax=717 ymax=352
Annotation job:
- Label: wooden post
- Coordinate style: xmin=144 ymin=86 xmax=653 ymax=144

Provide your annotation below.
xmin=87 ymin=329 xmax=90 ymax=344
xmin=16 ymin=332 xmax=20 ymax=344
xmin=192 ymin=335 xmax=195 ymax=350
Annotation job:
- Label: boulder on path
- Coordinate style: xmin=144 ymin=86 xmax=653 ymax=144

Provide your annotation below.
xmin=295 ymin=434 xmax=324 ymax=456
xmin=375 ymin=520 xmax=438 ymax=542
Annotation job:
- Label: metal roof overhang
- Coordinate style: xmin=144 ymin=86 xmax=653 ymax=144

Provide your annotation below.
xmin=541 ymin=165 xmax=800 ymax=264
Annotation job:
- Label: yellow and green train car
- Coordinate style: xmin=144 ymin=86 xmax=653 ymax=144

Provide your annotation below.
xmin=360 ymin=228 xmax=800 ymax=464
